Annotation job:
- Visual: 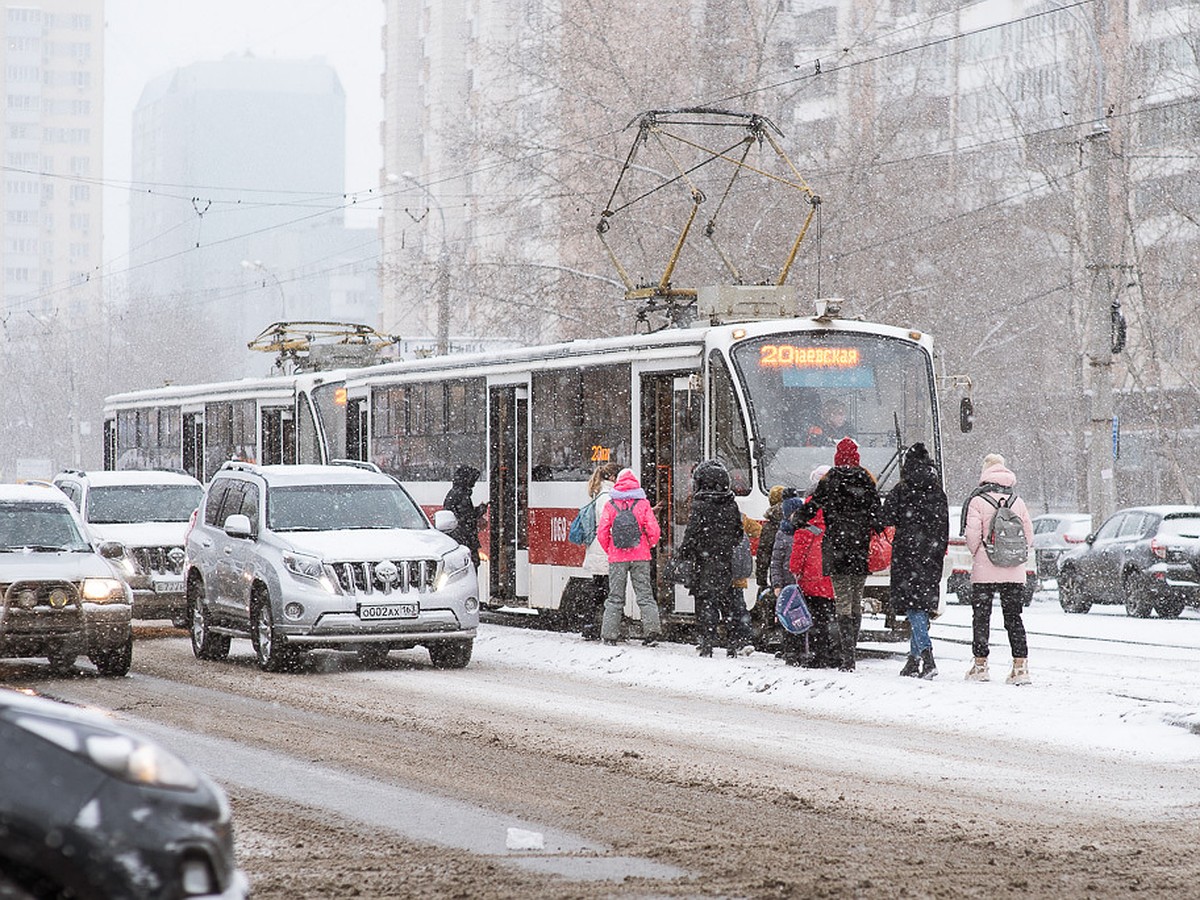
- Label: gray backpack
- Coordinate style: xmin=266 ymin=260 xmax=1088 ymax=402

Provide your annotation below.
xmin=609 ymin=500 xmax=643 ymax=549
xmin=981 ymin=494 xmax=1027 ymax=567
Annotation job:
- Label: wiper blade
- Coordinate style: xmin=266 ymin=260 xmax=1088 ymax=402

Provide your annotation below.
xmin=1 ymin=544 xmax=71 ymax=552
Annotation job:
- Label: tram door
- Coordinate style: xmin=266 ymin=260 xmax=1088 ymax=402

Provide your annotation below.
xmin=345 ymin=399 xmax=367 ymax=461
xmin=488 ymin=385 xmax=528 ymax=603
xmin=640 ymin=373 xmax=702 ymax=615
xmin=259 ymin=407 xmax=296 ymax=466
xmin=182 ymin=412 xmax=204 ymax=481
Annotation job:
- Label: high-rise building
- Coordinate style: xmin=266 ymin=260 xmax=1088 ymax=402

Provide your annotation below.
xmin=1 ymin=0 xmax=104 ymax=317
xmin=129 ymin=54 xmax=375 ymax=373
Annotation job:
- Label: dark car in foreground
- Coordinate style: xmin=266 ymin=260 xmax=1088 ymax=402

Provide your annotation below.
xmin=0 ymin=687 xmax=248 ymax=899
xmin=1057 ymin=505 xmax=1200 ymax=617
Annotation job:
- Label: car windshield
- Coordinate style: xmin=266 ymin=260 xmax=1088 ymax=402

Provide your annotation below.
xmin=0 ymin=501 xmax=91 ymax=551
xmin=1157 ymin=515 xmax=1200 ymax=539
xmin=87 ymin=484 xmax=203 ymax=524
xmin=730 ymin=331 xmax=937 ymax=493
xmin=267 ymin=483 xmax=427 ymax=532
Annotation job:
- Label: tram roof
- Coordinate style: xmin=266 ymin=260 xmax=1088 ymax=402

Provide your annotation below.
xmin=104 ymin=315 xmax=932 ymax=408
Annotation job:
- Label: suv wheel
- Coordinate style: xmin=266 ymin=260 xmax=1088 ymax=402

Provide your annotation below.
xmin=1123 ymin=573 xmax=1154 ymax=618
xmin=1153 ymin=596 xmax=1185 ymax=619
xmin=188 ymin=577 xmax=230 ymax=661
xmin=252 ymin=591 xmax=298 ymax=672
xmin=428 ymin=639 xmax=473 ymax=669
xmin=1058 ymin=569 xmax=1092 ymax=614
xmin=46 ymin=650 xmax=77 ymax=675
xmin=89 ymin=635 xmax=133 ymax=677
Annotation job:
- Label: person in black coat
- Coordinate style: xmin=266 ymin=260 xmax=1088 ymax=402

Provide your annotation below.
xmin=796 ymin=437 xmax=882 ymax=671
xmin=881 ymin=443 xmax=949 ymax=679
xmin=677 ymin=459 xmax=745 ymax=658
xmin=442 ymin=465 xmax=486 ymax=568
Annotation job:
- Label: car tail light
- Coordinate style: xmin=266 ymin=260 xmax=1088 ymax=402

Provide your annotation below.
xmin=183 ymin=507 xmax=198 ymax=544
xmin=1150 ymin=539 xmax=1166 ymax=559
xmin=1064 ymin=534 xmax=1084 ymax=543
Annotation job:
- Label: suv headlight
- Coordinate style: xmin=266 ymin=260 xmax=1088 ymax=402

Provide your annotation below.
xmin=282 ymin=551 xmax=338 ymax=593
xmin=435 ymin=546 xmax=473 ymax=591
xmin=81 ymin=577 xmax=127 ymax=604
xmin=12 ymin=714 xmax=199 ymax=791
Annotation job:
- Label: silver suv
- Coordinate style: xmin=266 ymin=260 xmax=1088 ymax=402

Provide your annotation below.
xmin=53 ymin=469 xmax=202 ymax=626
xmin=183 ymin=462 xmax=479 ymax=671
xmin=0 ymin=483 xmax=133 ymax=676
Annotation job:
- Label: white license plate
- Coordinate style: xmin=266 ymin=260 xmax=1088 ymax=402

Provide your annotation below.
xmin=152 ymin=578 xmax=184 ymax=594
xmin=358 ymin=602 xmax=418 ymax=620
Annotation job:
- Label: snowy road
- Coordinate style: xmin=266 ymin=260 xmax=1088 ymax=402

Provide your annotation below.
xmin=8 ymin=598 xmax=1200 ymax=898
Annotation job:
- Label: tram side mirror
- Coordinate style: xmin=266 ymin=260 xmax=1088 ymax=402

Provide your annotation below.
xmin=959 ymin=397 xmax=975 ymax=434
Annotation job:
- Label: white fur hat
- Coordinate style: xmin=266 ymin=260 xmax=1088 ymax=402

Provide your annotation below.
xmin=810 ymin=464 xmax=831 ymax=486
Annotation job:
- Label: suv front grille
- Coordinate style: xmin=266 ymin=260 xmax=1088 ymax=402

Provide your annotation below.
xmin=329 ymin=559 xmax=439 ymax=596
xmin=130 ymin=546 xmax=185 ymax=576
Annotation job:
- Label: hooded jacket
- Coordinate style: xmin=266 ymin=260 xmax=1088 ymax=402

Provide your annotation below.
xmin=442 ymin=465 xmax=483 ymax=554
xmin=677 ymin=460 xmax=744 ymax=596
xmin=596 ymin=469 xmax=660 ymax=563
xmin=881 ymin=443 xmax=949 ymax=613
xmin=964 ymin=461 xmax=1034 ymax=584
xmin=582 ymin=479 xmax=615 ymax=575
xmin=799 ymin=454 xmax=882 ymax=577
xmin=789 ymin=507 xmax=834 ymax=600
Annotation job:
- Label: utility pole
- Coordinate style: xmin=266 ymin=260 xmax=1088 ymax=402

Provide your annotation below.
xmin=1082 ymin=0 xmax=1124 ymax=524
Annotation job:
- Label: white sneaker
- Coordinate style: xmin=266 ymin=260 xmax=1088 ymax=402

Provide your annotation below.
xmin=965 ymin=661 xmax=990 ymax=682
xmin=1006 ymin=662 xmax=1032 ymax=686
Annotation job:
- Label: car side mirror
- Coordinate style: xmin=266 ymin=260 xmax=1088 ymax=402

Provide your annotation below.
xmin=1085 ymin=533 xmax=1096 ymax=545
xmin=433 ymin=509 xmax=458 ymax=533
xmin=224 ymin=514 xmax=253 ymax=539
xmin=98 ymin=541 xmax=125 ymax=560
xmin=959 ymin=397 xmax=974 ymax=433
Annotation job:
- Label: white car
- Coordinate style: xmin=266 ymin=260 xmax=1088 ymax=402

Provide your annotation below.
xmin=1031 ymin=512 xmax=1092 ymax=579
xmin=53 ymin=469 xmax=203 ymax=626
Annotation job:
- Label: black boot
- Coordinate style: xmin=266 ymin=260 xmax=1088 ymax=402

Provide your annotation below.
xmin=899 ymin=655 xmax=921 ymax=677
xmin=837 ymin=616 xmax=857 ymax=671
xmin=920 ymin=647 xmax=938 ymax=679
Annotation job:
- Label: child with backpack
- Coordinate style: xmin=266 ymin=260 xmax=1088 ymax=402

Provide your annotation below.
xmin=578 ymin=462 xmax=621 ymax=640
xmin=963 ymin=453 xmax=1035 ymax=685
xmin=596 ymin=468 xmax=662 ymax=646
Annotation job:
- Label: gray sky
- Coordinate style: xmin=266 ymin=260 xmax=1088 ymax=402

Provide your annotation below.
xmin=102 ymin=0 xmax=384 ymax=266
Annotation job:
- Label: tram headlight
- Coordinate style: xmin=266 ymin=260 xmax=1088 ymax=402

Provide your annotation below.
xmin=435 ymin=546 xmax=472 ymax=591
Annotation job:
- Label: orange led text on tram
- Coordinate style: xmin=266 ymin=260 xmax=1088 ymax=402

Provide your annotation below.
xmin=759 ymin=345 xmax=861 ymax=368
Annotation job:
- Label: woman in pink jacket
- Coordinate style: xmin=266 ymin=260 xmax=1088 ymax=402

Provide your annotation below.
xmin=963 ymin=453 xmax=1035 ymax=685
xmin=596 ymin=468 xmax=662 ymax=646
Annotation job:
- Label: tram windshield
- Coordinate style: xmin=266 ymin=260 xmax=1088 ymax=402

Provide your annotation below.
xmin=730 ymin=332 xmax=936 ymax=493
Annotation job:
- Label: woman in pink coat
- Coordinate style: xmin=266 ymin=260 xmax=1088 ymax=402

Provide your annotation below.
xmin=596 ymin=468 xmax=662 ymax=645
xmin=963 ymin=453 xmax=1035 ymax=685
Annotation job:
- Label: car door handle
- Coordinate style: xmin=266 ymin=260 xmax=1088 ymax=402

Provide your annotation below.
xmin=198 ymin=539 xmax=212 ymax=549
xmin=223 ymin=547 xmax=233 ymax=555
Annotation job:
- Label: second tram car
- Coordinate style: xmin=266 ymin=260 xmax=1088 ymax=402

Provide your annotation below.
xmin=104 ymin=306 xmax=944 ymax=629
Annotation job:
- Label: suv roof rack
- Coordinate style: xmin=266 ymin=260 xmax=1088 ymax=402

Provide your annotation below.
xmin=57 ymin=468 xmax=86 ymax=477
xmin=219 ymin=460 xmax=261 ymax=474
xmin=330 ymin=459 xmax=382 ymax=474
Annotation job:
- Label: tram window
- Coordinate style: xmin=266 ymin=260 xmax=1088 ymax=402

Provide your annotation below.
xmin=370 ymin=379 xmax=485 ymax=481
xmin=206 ymin=400 xmax=257 ymax=474
xmin=531 ymin=365 xmax=631 ymax=481
xmin=709 ymin=351 xmax=751 ymax=495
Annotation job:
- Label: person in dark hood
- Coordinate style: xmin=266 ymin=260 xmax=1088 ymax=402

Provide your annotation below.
xmin=797 ymin=437 xmax=882 ymax=671
xmin=677 ymin=459 xmax=745 ymax=657
xmin=881 ymin=443 xmax=948 ymax=678
xmin=442 ymin=465 xmax=486 ymax=568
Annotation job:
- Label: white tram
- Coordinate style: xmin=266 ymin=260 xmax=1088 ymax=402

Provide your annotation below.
xmin=104 ymin=301 xmax=945 ymax=626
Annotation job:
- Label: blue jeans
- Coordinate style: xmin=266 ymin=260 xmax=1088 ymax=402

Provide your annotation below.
xmin=907 ymin=610 xmax=931 ymax=655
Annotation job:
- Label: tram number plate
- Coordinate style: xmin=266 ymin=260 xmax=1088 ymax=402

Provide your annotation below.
xmin=152 ymin=578 xmax=184 ymax=595
xmin=359 ymin=602 xmax=418 ymax=620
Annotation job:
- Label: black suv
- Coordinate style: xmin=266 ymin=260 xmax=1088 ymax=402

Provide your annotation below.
xmin=1056 ymin=505 xmax=1200 ymax=618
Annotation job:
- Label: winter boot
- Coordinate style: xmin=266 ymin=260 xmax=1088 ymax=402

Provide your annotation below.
xmin=964 ymin=658 xmax=990 ymax=682
xmin=837 ymin=616 xmax=857 ymax=672
xmin=899 ymin=655 xmax=921 ymax=677
xmin=1006 ymin=658 xmax=1032 ymax=686
xmin=919 ymin=648 xmax=938 ymax=679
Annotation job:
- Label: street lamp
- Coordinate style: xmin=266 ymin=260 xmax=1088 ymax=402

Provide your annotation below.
xmin=389 ymin=171 xmax=450 ymax=355
xmin=241 ymin=259 xmax=287 ymax=322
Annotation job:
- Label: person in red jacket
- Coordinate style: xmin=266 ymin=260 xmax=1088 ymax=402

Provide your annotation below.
xmin=789 ymin=465 xmax=837 ymax=668
xmin=596 ymin=468 xmax=662 ymax=646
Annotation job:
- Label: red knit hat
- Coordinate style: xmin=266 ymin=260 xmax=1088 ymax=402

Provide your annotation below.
xmin=834 ymin=437 xmax=860 ymax=467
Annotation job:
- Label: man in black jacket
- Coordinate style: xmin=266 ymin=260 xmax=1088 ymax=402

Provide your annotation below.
xmin=443 ymin=465 xmax=486 ymax=568
xmin=797 ymin=438 xmax=882 ymax=671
